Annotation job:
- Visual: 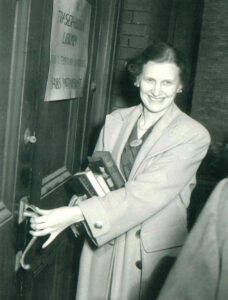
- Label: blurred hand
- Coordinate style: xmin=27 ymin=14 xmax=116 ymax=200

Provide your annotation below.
xmin=26 ymin=206 xmax=84 ymax=248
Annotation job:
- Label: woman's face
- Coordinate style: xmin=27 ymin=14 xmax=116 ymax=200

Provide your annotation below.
xmin=136 ymin=61 xmax=183 ymax=114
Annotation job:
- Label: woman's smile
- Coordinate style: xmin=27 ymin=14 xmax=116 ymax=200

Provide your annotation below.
xmin=147 ymin=95 xmax=165 ymax=102
xmin=136 ymin=61 xmax=182 ymax=114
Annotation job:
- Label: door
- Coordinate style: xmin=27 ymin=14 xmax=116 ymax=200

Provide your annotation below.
xmin=0 ymin=0 xmax=122 ymax=299
xmin=14 ymin=1 xmax=92 ymax=299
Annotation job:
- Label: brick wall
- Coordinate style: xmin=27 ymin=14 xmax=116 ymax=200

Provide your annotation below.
xmin=191 ymin=0 xmax=228 ymax=179
xmin=111 ymin=0 xmax=153 ymax=109
xmin=110 ymin=0 xmax=200 ymax=111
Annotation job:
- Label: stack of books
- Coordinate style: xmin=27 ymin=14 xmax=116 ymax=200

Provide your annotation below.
xmin=66 ymin=151 xmax=125 ymax=199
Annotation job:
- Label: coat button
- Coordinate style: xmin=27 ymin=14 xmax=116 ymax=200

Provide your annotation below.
xmin=135 ymin=229 xmax=141 ymax=237
xmin=135 ymin=260 xmax=142 ymax=270
xmin=94 ymin=221 xmax=103 ymax=229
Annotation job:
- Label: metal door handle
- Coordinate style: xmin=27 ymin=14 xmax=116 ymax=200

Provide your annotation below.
xmin=20 ymin=236 xmax=37 ymax=270
xmin=19 ymin=204 xmax=41 ymax=270
xmin=24 ymin=128 xmax=37 ymax=144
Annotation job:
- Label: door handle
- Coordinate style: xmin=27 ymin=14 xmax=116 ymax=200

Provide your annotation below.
xmin=18 ymin=197 xmax=29 ymax=224
xmin=18 ymin=197 xmax=40 ymax=224
xmin=24 ymin=128 xmax=37 ymax=144
xmin=17 ymin=201 xmax=40 ymax=270
xmin=20 ymin=236 xmax=37 ymax=270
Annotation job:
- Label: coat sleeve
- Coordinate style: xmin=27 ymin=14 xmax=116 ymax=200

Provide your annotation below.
xmin=78 ymin=126 xmax=210 ymax=247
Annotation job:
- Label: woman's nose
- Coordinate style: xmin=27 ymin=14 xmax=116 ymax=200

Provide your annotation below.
xmin=151 ymin=83 xmax=161 ymax=96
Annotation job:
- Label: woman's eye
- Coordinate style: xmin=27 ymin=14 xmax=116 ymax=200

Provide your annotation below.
xmin=146 ymin=78 xmax=155 ymax=83
xmin=163 ymin=80 xmax=172 ymax=85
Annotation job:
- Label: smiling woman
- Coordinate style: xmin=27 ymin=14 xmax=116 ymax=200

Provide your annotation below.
xmin=28 ymin=42 xmax=211 ymax=300
xmin=134 ymin=61 xmax=183 ymax=142
xmin=137 ymin=62 xmax=182 ymax=113
xmin=130 ymin=42 xmax=185 ymax=135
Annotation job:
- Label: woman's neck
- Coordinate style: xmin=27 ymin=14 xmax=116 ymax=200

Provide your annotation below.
xmin=137 ymin=105 xmax=171 ymax=139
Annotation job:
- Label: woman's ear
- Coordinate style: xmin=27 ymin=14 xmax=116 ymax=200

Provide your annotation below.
xmin=177 ymin=84 xmax=183 ymax=93
xmin=134 ymin=76 xmax=140 ymax=87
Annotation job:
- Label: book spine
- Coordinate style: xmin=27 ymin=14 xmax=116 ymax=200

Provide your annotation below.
xmin=95 ymin=175 xmax=110 ymax=194
xmin=100 ymin=155 xmax=125 ymax=188
xmin=86 ymin=172 xmax=106 ymax=197
xmin=105 ymin=176 xmax=115 ymax=191
xmin=77 ymin=176 xmax=97 ymax=197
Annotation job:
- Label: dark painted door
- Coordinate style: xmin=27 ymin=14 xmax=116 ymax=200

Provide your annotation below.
xmin=0 ymin=0 xmax=122 ymax=299
xmin=0 ymin=0 xmax=94 ymax=299
xmin=14 ymin=1 xmax=96 ymax=299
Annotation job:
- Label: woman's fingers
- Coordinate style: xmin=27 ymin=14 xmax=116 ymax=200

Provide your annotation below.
xmin=30 ymin=221 xmax=49 ymax=231
xmin=30 ymin=223 xmax=69 ymax=236
xmin=29 ymin=227 xmax=55 ymax=236
xmin=42 ymin=232 xmax=59 ymax=249
xmin=30 ymin=214 xmax=50 ymax=224
xmin=27 ymin=206 xmax=74 ymax=249
xmin=24 ymin=211 xmax=37 ymax=218
xmin=33 ymin=207 xmax=51 ymax=215
xmin=30 ymin=229 xmax=65 ymax=248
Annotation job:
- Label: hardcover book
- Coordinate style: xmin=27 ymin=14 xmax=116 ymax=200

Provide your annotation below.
xmin=88 ymin=151 xmax=125 ymax=190
xmin=95 ymin=174 xmax=110 ymax=193
xmin=74 ymin=170 xmax=106 ymax=197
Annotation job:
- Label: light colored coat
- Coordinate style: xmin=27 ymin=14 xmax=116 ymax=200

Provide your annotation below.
xmin=76 ymin=103 xmax=210 ymax=300
xmin=157 ymin=178 xmax=228 ymax=300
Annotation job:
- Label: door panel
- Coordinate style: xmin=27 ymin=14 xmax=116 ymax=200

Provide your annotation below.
xmin=39 ymin=101 xmax=78 ymax=195
xmin=42 ymin=102 xmax=71 ymax=176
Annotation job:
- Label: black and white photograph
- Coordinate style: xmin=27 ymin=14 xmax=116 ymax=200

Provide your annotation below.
xmin=0 ymin=0 xmax=227 ymax=299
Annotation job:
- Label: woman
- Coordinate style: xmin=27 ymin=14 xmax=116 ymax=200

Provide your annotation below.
xmin=29 ymin=42 xmax=210 ymax=300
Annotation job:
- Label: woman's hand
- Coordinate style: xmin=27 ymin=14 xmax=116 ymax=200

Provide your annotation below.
xmin=26 ymin=206 xmax=84 ymax=248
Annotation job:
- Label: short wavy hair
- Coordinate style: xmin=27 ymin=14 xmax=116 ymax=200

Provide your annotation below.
xmin=126 ymin=42 xmax=187 ymax=86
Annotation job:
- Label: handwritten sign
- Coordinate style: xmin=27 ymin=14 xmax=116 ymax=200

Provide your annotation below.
xmin=44 ymin=0 xmax=91 ymax=101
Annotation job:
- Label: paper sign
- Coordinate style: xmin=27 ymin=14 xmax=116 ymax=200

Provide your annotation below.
xmin=44 ymin=0 xmax=91 ymax=101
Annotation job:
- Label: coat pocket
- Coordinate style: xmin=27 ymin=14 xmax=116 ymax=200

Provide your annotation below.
xmin=141 ymin=225 xmax=187 ymax=253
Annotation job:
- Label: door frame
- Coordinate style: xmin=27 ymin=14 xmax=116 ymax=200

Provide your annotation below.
xmin=83 ymin=0 xmax=123 ymax=158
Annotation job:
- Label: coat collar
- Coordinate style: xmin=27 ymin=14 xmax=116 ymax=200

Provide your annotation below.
xmin=129 ymin=104 xmax=182 ymax=178
xmin=110 ymin=105 xmax=142 ymax=167
xmin=104 ymin=103 xmax=183 ymax=177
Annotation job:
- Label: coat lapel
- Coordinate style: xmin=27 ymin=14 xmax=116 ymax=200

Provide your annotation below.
xmin=103 ymin=104 xmax=183 ymax=180
xmin=129 ymin=104 xmax=182 ymax=179
xmin=112 ymin=106 xmax=142 ymax=168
